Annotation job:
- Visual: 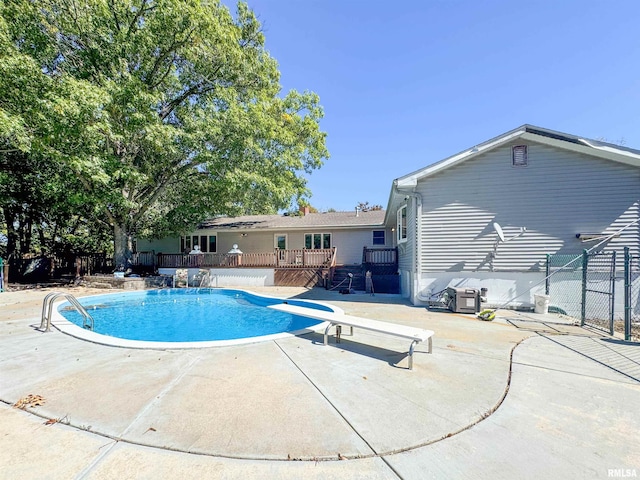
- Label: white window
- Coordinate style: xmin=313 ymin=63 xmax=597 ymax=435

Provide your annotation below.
xmin=512 ymin=145 xmax=528 ymax=167
xmin=305 ymin=233 xmax=331 ymax=249
xmin=397 ymin=206 xmax=407 ymax=243
xmin=274 ymin=234 xmax=287 ymax=250
xmin=181 ymin=235 xmax=216 ymax=253
xmin=372 ymin=230 xmax=385 ymax=245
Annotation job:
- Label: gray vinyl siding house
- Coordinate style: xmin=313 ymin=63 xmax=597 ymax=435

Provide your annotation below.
xmin=386 ymin=125 xmax=640 ymax=308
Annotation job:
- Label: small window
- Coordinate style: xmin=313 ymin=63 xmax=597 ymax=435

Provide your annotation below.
xmin=275 ymin=234 xmax=287 ymax=250
xmin=304 ymin=233 xmax=331 ymax=249
xmin=180 ymin=236 xmax=192 ymax=253
xmin=397 ymin=206 xmax=407 ymax=243
xmin=208 ymin=235 xmax=217 ymax=253
xmin=373 ymin=230 xmax=385 ymax=245
xmin=512 ymin=145 xmax=528 ymax=166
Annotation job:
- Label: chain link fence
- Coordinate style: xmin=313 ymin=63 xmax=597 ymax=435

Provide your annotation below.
xmin=625 ymin=249 xmax=640 ymax=342
xmin=547 ymin=249 xmax=638 ymax=341
xmin=545 ymin=254 xmax=583 ymax=319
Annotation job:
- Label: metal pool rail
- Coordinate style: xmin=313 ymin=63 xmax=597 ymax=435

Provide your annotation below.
xmin=41 ymin=292 xmax=95 ymax=332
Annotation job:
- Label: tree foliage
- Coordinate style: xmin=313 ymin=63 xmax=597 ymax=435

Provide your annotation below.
xmin=0 ymin=9 xmax=112 ymax=258
xmin=0 ymin=0 xmax=328 ymax=266
xmin=356 ymin=201 xmax=383 ymax=212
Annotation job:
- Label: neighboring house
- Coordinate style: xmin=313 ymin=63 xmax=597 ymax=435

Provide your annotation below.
xmin=385 ymin=125 xmax=640 ymax=307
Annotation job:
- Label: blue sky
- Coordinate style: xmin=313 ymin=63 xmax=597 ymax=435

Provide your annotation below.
xmin=228 ymin=0 xmax=640 ymax=212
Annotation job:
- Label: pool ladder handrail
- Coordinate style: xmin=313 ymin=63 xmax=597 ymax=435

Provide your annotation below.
xmin=40 ymin=292 xmax=95 ymax=332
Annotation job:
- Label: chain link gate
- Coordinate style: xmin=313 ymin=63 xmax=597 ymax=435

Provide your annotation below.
xmin=624 ymin=247 xmax=640 ymax=341
xmin=582 ymin=251 xmax=616 ymax=335
xmin=545 ymin=254 xmax=583 ymax=319
xmin=546 ymin=250 xmax=616 ymax=335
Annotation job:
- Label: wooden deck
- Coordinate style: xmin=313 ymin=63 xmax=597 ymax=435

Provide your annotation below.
xmin=130 ymin=247 xmax=397 ymax=289
xmin=136 ymin=247 xmax=337 ymax=270
xmin=274 ymin=268 xmax=329 ymax=288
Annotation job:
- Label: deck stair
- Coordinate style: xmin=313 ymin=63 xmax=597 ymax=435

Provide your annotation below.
xmin=331 ymin=266 xmax=365 ymax=291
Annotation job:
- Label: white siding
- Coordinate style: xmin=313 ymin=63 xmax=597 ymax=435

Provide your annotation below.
xmin=397 ymin=201 xmax=416 ymax=272
xmin=417 ymin=141 xmax=640 ymax=273
xmin=332 ymin=229 xmax=386 ymax=265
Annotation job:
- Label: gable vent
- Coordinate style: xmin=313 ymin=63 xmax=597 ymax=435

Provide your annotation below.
xmin=512 ymin=145 xmax=528 ymax=166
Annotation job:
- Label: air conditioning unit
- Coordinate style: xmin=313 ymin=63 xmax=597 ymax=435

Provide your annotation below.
xmin=446 ymin=287 xmax=481 ymax=314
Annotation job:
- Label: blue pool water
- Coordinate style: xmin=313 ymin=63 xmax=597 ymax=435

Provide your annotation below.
xmin=58 ymin=289 xmax=331 ymax=343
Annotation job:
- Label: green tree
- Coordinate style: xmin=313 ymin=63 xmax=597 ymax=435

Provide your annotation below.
xmin=1 ymin=0 xmax=328 ymax=268
xmin=0 ymin=11 xmax=111 ymax=259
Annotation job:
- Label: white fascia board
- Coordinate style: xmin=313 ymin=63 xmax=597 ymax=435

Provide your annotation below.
xmin=215 ymin=224 xmax=385 ymax=233
xmin=577 ymin=138 xmax=640 ymax=166
xmin=395 ymin=128 xmax=527 ymax=186
xmin=520 ymin=132 xmax=640 ymax=167
xmin=385 ymin=177 xmax=420 ymax=225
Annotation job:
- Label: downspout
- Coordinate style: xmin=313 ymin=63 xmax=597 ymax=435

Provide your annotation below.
xmin=394 ymin=182 xmax=423 ymax=304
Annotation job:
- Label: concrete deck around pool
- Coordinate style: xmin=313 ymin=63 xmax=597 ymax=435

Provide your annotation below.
xmin=1 ymin=286 xmax=639 ymax=479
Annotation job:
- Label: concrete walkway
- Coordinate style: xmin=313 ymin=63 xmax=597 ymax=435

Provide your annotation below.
xmin=0 ymin=286 xmax=638 ymax=479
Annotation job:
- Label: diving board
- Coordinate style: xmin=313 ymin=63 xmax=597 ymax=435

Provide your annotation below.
xmin=269 ymin=303 xmax=434 ymax=370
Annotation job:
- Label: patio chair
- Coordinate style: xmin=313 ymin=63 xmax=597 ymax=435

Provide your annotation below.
xmin=173 ymin=268 xmax=188 ymax=288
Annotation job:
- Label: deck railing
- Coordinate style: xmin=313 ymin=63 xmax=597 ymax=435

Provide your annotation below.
xmin=132 ymin=251 xmax=156 ymax=267
xmin=154 ymin=247 xmax=336 ymax=269
xmin=362 ymin=247 xmax=397 ymax=266
xmin=362 ymin=247 xmax=398 ymax=275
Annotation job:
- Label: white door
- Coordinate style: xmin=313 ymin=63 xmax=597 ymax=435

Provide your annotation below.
xmin=274 ymin=234 xmax=288 ymax=263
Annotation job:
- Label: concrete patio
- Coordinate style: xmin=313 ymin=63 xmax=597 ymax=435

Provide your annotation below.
xmin=1 ymin=286 xmax=638 ymax=479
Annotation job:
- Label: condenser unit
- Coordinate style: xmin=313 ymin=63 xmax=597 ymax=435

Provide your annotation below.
xmin=446 ymin=287 xmax=481 ymax=314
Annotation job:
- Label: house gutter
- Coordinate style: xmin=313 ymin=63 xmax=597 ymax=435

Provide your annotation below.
xmin=393 ymin=180 xmax=423 ymax=304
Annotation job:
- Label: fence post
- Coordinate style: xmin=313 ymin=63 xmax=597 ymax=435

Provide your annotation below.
xmin=0 ymin=257 xmax=3 ymax=292
xmin=581 ymin=249 xmax=588 ymax=326
xmin=545 ymin=254 xmax=550 ymax=295
xmin=2 ymin=257 xmax=9 ymax=289
xmin=610 ymin=250 xmax=616 ymax=336
xmin=624 ymin=247 xmax=631 ymax=341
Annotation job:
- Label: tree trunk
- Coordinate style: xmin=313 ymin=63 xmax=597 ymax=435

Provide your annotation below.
xmin=21 ymin=213 xmax=33 ymax=255
xmin=3 ymin=206 xmax=19 ymax=259
xmin=113 ymin=224 xmax=133 ymax=271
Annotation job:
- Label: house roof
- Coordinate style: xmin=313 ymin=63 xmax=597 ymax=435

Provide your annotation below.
xmin=393 ymin=124 xmax=640 ymax=190
xmin=197 ymin=210 xmax=386 ymax=231
xmin=384 ymin=124 xmax=640 ymax=225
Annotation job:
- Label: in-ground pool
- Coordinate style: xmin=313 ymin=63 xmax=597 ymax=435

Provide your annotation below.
xmin=56 ymin=289 xmax=335 ymax=347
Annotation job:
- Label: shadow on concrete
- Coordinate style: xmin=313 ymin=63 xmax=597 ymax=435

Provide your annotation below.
xmin=298 ymin=331 xmax=418 ymax=369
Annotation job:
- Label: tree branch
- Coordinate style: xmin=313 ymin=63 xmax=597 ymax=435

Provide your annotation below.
xmin=127 ymin=0 xmax=155 ymax=39
xmin=146 ymin=28 xmax=196 ymax=87
xmin=108 ymin=0 xmax=122 ymax=32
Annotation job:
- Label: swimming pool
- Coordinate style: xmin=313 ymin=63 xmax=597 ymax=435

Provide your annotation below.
xmin=54 ymin=289 xmax=337 ymax=348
